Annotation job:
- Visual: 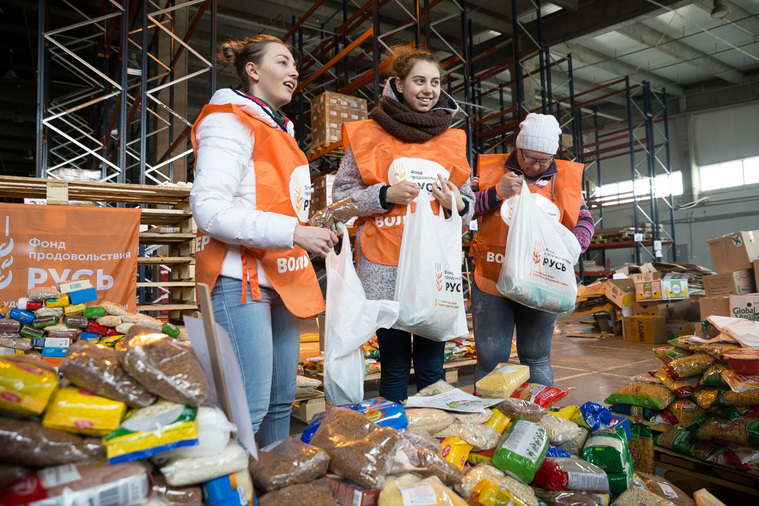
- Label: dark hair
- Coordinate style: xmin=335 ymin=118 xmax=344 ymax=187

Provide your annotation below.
xmin=218 ymin=35 xmax=294 ymax=92
xmin=386 ymin=45 xmax=442 ymax=81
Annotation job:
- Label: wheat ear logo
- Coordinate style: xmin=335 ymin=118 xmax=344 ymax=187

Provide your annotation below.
xmin=435 ymin=262 xmax=443 ymax=291
xmin=395 ymin=162 xmax=406 ymax=183
xmin=293 ymin=175 xmax=304 ymax=211
xmin=533 ymin=241 xmax=543 ymax=264
xmin=0 ymin=216 xmax=14 ymax=290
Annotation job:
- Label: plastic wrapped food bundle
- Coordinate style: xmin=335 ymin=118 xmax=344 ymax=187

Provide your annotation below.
xmin=0 ymin=416 xmax=106 ymax=467
xmin=250 ymin=437 xmax=330 ymax=492
xmin=155 ymin=406 xmax=237 ymax=461
xmin=511 ymin=383 xmax=569 ymax=408
xmin=539 ymin=415 xmax=583 ymax=444
xmin=454 ymin=408 xmax=493 ymax=425
xmin=0 ymin=356 xmax=59 ymax=416
xmin=476 ymin=363 xmax=531 ymax=398
xmin=456 ymin=463 xmax=539 ymax=505
xmin=0 ymin=462 xmax=150 ymax=506
xmin=329 ymin=427 xmax=402 ymax=489
xmin=493 ymin=397 xmax=546 ymax=423
xmin=414 ymin=447 xmax=465 ymax=485
xmin=668 ymin=399 xmax=705 ymax=427
xmin=151 ymin=473 xmax=203 ymax=506
xmin=121 ymin=332 xmax=209 ymax=406
xmin=160 ymin=441 xmax=249 ymax=487
xmin=101 ymin=300 xmax=128 ymax=316
xmin=637 ymin=472 xmax=695 ymax=506
xmin=613 ymin=487 xmax=677 ymax=506
xmin=532 ymin=487 xmax=606 ymax=506
xmin=555 ymin=426 xmax=589 ymax=457
xmin=259 ymin=482 xmax=337 ymax=506
xmin=666 ymin=353 xmax=714 ymax=379
xmin=415 ymin=379 xmax=457 ymax=397
xmin=604 ymin=383 xmax=676 ymax=410
xmin=61 ymin=340 xmax=156 ymax=408
xmin=378 ymin=474 xmax=467 ymax=506
xmin=404 ymin=408 xmax=455 ymax=434
xmin=492 ymin=417 xmax=549 ymax=483
xmin=696 ymin=417 xmax=759 ymax=447
xmin=433 ymin=422 xmax=502 ymax=451
xmin=532 ymin=457 xmax=609 ymax=493
xmin=310 ymin=407 xmax=378 ymax=453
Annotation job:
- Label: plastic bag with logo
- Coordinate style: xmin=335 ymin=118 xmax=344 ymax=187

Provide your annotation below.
xmin=393 ymin=190 xmax=468 ymax=340
xmin=496 ymin=181 xmax=581 ymax=313
xmin=324 ymin=225 xmax=399 ymax=406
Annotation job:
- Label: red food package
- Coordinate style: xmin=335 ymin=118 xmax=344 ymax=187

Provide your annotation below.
xmin=533 ymin=457 xmax=609 ymax=492
xmin=511 ymin=383 xmax=568 ymax=408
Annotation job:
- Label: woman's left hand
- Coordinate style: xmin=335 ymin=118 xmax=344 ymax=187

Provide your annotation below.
xmin=431 ymin=174 xmax=465 ymax=212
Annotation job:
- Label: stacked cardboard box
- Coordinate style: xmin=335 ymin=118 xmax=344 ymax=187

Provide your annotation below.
xmin=702 ymin=230 xmax=759 ymax=322
xmin=310 ymin=91 xmax=368 ymax=152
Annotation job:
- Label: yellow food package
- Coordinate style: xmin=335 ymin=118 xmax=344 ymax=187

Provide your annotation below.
xmin=475 ymin=363 xmax=530 ymax=398
xmin=42 ymin=385 xmax=127 ymax=436
xmin=471 ymin=479 xmax=531 ymax=506
xmin=104 ymin=400 xmax=199 ymax=464
xmin=484 ymin=408 xmax=511 ymax=434
xmin=439 ymin=436 xmax=473 ymax=470
xmin=98 ymin=334 xmax=124 ymax=347
xmin=549 ymin=405 xmax=582 ymax=421
xmin=0 ymin=357 xmax=58 ymax=415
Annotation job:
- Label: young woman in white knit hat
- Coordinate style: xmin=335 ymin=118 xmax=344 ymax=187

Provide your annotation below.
xmin=469 ymin=113 xmax=595 ymax=386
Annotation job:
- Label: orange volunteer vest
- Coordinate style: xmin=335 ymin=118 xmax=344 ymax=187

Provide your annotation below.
xmin=471 ymin=153 xmax=584 ymax=296
xmin=342 ymin=120 xmax=471 ymax=266
xmin=192 ymin=103 xmax=324 ymax=318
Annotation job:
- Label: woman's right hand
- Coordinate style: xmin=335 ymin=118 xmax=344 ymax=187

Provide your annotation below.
xmin=293 ymin=224 xmax=339 ymax=258
xmin=496 ymin=171 xmax=523 ymax=200
xmin=386 ymin=181 xmax=420 ymax=205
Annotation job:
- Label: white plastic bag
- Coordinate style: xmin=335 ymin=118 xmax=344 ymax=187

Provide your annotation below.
xmin=496 ymin=182 xmax=581 ymax=313
xmin=393 ymin=191 xmax=468 ymax=340
xmin=324 ymin=226 xmax=399 ymax=405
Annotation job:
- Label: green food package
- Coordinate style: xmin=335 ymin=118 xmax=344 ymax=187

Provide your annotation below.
xmin=700 ymin=363 xmax=728 ymax=387
xmin=604 ymin=383 xmax=675 ymax=411
xmin=491 ymin=417 xmax=549 ymax=483
xmin=582 ymin=425 xmax=629 ymax=474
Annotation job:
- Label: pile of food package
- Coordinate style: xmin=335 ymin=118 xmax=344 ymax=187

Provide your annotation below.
xmin=605 ymin=327 xmax=759 ymax=479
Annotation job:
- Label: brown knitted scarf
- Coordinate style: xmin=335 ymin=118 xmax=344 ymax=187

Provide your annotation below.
xmin=370 ymin=96 xmax=453 ymax=143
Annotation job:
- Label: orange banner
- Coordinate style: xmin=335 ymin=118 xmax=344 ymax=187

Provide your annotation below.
xmin=0 ymin=204 xmax=140 ymax=311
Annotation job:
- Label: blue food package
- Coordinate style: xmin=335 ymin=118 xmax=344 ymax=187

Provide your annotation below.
xmin=609 ymin=404 xmax=660 ymax=420
xmin=608 ymin=415 xmax=632 ymax=441
xmin=204 ymin=473 xmax=248 ymax=506
xmin=352 ymin=397 xmax=408 ymax=429
xmin=581 ymin=401 xmax=613 ymax=430
xmin=546 ymin=446 xmax=572 ymax=458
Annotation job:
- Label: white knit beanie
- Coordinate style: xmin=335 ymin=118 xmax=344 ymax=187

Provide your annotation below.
xmin=516 ymin=113 xmax=561 ymax=155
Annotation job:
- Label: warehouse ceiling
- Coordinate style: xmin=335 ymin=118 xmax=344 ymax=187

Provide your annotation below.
xmin=1 ymin=0 xmax=758 ymax=179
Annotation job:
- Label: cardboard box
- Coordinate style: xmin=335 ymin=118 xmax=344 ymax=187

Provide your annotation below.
xmin=321 ymin=474 xmax=380 ymax=506
xmin=633 ymin=299 xmax=700 ymax=321
xmin=605 ymin=279 xmax=635 ymax=317
xmin=622 ymin=315 xmax=668 ymax=344
xmin=666 ymin=321 xmax=697 ymax=341
xmin=703 ymin=269 xmax=756 ymax=296
xmin=698 ymin=296 xmax=731 ymax=319
xmin=311 ymin=91 xmax=368 ymax=150
xmin=635 ymin=273 xmax=688 ymax=301
xmin=729 ymin=294 xmax=759 ymax=322
xmin=707 ymin=230 xmax=759 ymax=273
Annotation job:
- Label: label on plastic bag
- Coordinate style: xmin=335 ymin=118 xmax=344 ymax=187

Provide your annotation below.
xmin=501 ymin=419 xmax=545 ymax=464
xmin=496 ymin=365 xmax=518 ymax=374
xmin=38 ymin=464 xmax=82 ymax=489
xmin=565 ymin=470 xmax=609 ymax=491
xmin=398 ymin=482 xmax=437 ymax=505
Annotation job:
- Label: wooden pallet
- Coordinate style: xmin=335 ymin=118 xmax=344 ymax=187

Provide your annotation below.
xmin=654 ymin=446 xmax=759 ymax=497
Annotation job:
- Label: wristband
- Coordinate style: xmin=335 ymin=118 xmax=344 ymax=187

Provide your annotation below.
xmin=494 ymin=185 xmax=506 ymax=201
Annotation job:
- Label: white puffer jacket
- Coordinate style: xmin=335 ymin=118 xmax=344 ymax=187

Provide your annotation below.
xmin=190 ymin=88 xmax=300 ymax=288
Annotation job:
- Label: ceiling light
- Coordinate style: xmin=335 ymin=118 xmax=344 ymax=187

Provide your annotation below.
xmin=711 ymin=0 xmax=730 ymax=19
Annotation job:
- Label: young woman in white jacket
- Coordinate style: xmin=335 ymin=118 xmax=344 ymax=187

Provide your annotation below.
xmin=190 ymin=35 xmax=337 ymax=447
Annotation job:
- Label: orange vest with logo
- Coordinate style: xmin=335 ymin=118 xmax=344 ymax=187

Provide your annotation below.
xmin=471 ymin=153 xmax=584 ymax=296
xmin=342 ymin=120 xmax=471 ymax=266
xmin=192 ymin=104 xmax=324 ymax=318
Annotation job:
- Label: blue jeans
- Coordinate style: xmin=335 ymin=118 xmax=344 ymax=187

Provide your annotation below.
xmin=211 ymin=276 xmax=300 ymax=447
xmin=377 ymin=328 xmax=445 ymax=403
xmin=471 ymin=282 xmax=557 ymax=386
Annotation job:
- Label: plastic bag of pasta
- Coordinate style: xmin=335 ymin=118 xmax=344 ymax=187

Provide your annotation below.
xmin=476 ymin=363 xmax=531 ymax=398
xmin=605 ymin=383 xmax=676 ymax=410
